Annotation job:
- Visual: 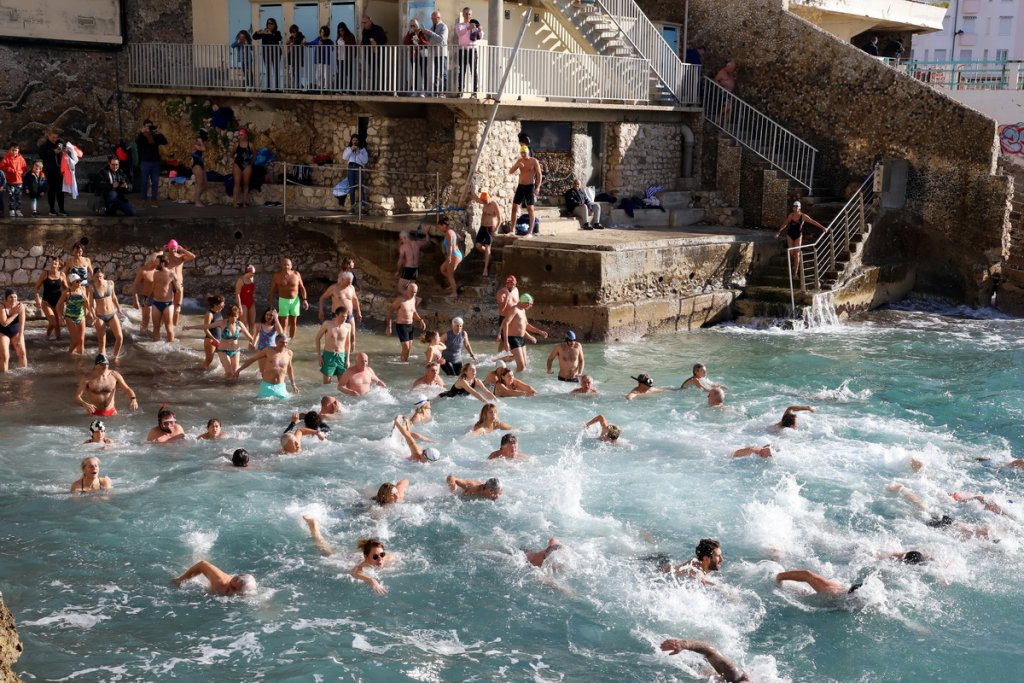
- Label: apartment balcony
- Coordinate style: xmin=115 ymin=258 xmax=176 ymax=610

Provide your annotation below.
xmin=126 ymin=43 xmax=701 ymax=111
xmin=788 ymin=0 xmax=946 ymax=41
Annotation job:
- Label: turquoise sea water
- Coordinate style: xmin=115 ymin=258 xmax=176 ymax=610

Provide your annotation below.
xmin=1 ymin=302 xmax=1022 ymax=682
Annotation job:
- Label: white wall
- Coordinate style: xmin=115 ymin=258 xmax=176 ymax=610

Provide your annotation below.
xmin=913 ymin=0 xmax=1024 ymax=61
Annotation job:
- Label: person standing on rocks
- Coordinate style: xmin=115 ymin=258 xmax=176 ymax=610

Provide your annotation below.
xmin=436 ymin=215 xmax=463 ymax=297
xmin=315 ymin=304 xmax=354 ymax=384
xmin=495 ymin=275 xmax=519 ymax=353
xmin=474 ymin=192 xmax=501 ymax=277
xmin=269 ymin=257 xmax=309 ymax=339
xmin=509 ymin=146 xmax=542 ymax=237
xmin=161 ymin=239 xmax=196 ymax=328
xmin=385 ymin=283 xmax=426 ymax=362
xmin=546 ymin=330 xmax=584 ymax=382
xmin=396 ymin=230 xmax=427 ymax=292
xmin=500 ymin=293 xmax=547 ymax=372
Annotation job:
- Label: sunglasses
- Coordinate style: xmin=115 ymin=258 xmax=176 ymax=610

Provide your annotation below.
xmin=371 ymin=551 xmax=386 ymax=560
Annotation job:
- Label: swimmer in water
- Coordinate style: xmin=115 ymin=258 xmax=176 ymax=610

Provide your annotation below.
xmin=658 ymin=538 xmax=724 ymax=586
xmin=570 ymin=374 xmax=599 ymax=395
xmin=75 ymin=353 xmax=138 ymax=417
xmin=488 ymin=433 xmax=527 ymax=460
xmin=524 ymin=537 xmax=562 ymax=567
xmin=585 ymin=415 xmax=621 ymax=443
xmin=886 ymin=484 xmax=991 ymax=538
xmin=146 ymin=406 xmax=186 ymax=443
xmin=733 ymin=445 xmax=772 ymax=458
xmin=319 ymin=395 xmax=344 ymax=417
xmin=626 ymin=373 xmax=671 ymax=401
xmin=680 ymin=363 xmax=727 ymax=392
xmin=392 ymin=415 xmax=439 ymax=463
xmin=281 ymin=412 xmax=327 ymax=454
xmin=303 ymin=515 xmax=336 ymax=556
xmin=492 ymin=366 xmax=537 ymax=398
xmin=707 ymin=387 xmax=726 ymax=406
xmin=411 ymin=361 xmax=446 ymax=390
xmin=437 ymin=362 xmax=496 ymax=403
xmin=447 ymin=474 xmax=502 ymax=500
xmin=70 ymin=456 xmax=112 ymax=493
xmin=231 ymin=448 xmax=250 ymax=467
xmin=775 ymin=569 xmax=863 ymax=595
xmin=171 ymin=560 xmax=257 ymax=595
xmin=659 ymin=640 xmax=752 ymax=683
xmin=410 ymin=399 xmax=432 ymax=425
xmin=84 ymin=419 xmax=114 ymax=445
xmin=472 ymin=403 xmax=513 ymax=436
xmin=197 ymin=418 xmax=224 ymax=440
xmin=775 ymin=405 xmax=816 ymax=429
xmin=374 ymin=479 xmax=410 ymax=506
xmin=336 ymin=352 xmax=387 ymax=397
xmin=351 ymin=538 xmax=392 ymax=595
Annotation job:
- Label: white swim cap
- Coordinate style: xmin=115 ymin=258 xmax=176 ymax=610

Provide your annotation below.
xmin=423 ymin=447 xmax=441 ymax=462
xmin=495 ymin=360 xmax=506 ymax=370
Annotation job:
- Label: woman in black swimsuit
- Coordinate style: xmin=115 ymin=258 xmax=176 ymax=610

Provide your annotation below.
xmin=34 ymin=257 xmax=65 ymax=340
xmin=0 ymin=289 xmax=27 ymax=373
xmin=437 ymin=362 xmax=496 ymax=403
xmin=232 ymin=129 xmax=255 ymax=208
xmin=775 ymin=200 xmax=827 ymax=277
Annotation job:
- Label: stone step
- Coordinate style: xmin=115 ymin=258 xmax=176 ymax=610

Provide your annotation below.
xmin=670 ymin=207 xmax=706 ymax=227
xmin=610 ymin=208 xmax=670 ymax=227
xmin=659 ymin=191 xmax=692 ymax=206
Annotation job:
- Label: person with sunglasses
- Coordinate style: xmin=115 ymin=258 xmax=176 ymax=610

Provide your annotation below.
xmin=146 ymin=406 xmax=186 ymax=443
xmin=351 ymin=538 xmax=391 ymax=595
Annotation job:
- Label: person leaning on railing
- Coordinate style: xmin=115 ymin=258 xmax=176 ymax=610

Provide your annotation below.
xmin=253 ymin=17 xmax=283 ymax=90
xmin=335 ymin=22 xmax=358 ymax=91
xmin=231 ymin=30 xmax=254 ymax=89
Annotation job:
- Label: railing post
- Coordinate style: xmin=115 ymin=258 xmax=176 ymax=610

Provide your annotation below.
xmin=787 ymin=246 xmax=797 ymax=317
xmin=282 ymin=161 xmax=287 ymax=216
xmin=357 ymin=167 xmax=362 ymax=221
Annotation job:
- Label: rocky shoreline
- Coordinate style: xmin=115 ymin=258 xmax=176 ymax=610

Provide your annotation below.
xmin=0 ymin=595 xmax=23 ymax=683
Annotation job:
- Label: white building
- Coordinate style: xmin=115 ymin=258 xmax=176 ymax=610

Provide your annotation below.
xmin=787 ymin=0 xmax=945 ymax=42
xmin=912 ymin=0 xmax=1024 ymax=62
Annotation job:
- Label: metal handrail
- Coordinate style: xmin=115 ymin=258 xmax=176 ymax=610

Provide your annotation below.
xmin=786 ymin=170 xmax=878 ymax=314
xmin=702 ymin=76 xmax=818 ymax=190
xmin=126 ymin=42 xmax=653 ymax=104
xmin=882 ymin=57 xmax=1024 ymax=91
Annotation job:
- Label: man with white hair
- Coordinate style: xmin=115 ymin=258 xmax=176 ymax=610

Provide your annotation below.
xmin=318 ymin=268 xmax=362 ymax=348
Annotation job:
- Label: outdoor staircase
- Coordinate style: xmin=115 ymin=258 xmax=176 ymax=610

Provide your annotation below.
xmin=607 ymin=190 xmax=705 ymax=227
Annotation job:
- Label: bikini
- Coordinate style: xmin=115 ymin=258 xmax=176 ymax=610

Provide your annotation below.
xmin=442 ymin=234 xmax=463 ymax=260
xmin=219 ymin=321 xmax=242 ymax=356
xmin=63 ymin=292 xmax=86 ymax=324
xmin=93 ymin=283 xmax=116 ymax=323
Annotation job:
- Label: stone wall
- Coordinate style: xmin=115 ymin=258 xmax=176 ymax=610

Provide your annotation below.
xmin=637 ymin=0 xmax=1012 ymax=305
xmin=0 ymin=595 xmax=22 ymax=683
xmin=603 ymin=121 xmax=683 ymax=198
xmin=0 ymin=0 xmax=192 ymax=157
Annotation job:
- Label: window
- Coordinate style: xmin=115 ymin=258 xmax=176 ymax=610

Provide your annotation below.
xmin=924 ymin=49 xmax=930 ymax=61
xmin=935 ymin=49 xmax=947 ymax=61
xmin=983 ymin=49 xmax=989 ymax=61
xmin=999 ymin=16 xmax=1013 ymax=36
xmin=962 ymin=16 xmax=977 ymax=34
xmin=997 ymin=49 xmax=1009 ymax=62
xmin=960 ymin=49 xmax=973 ymax=61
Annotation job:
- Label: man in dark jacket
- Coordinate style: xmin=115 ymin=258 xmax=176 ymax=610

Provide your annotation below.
xmin=361 ymin=15 xmax=388 ymax=92
xmin=565 ymin=178 xmax=602 ymax=230
xmin=38 ymin=129 xmax=67 ymax=216
xmin=135 ymin=119 xmax=167 ymax=208
xmin=97 ymin=156 xmax=135 ymax=216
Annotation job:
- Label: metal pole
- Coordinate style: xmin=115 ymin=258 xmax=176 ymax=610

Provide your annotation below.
xmin=282 ymin=161 xmax=287 ymax=216
xmin=435 ymin=171 xmax=440 ymax=222
xmin=357 ymin=167 xmax=362 ymax=221
xmin=787 ymin=246 xmax=796 ymax=318
xmin=458 ymin=8 xmax=533 ymax=206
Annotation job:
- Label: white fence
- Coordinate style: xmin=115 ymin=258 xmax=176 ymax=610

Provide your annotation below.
xmin=128 ymin=42 xmax=651 ymax=104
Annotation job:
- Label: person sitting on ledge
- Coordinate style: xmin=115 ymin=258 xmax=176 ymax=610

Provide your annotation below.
xmin=96 ymin=156 xmax=135 ymax=216
xmin=564 ymin=178 xmax=602 ymax=230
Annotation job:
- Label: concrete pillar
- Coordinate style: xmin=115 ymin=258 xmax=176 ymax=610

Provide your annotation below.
xmin=489 ymin=0 xmax=503 ymax=47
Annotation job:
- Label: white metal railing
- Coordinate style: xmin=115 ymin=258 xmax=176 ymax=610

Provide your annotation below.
xmin=548 ymin=0 xmax=700 ymax=104
xmin=882 ymin=58 xmax=1024 ymax=91
xmin=786 ymin=170 xmax=878 ymax=312
xmin=127 ymin=42 xmax=654 ymax=104
xmin=703 ymin=76 xmax=817 ymax=190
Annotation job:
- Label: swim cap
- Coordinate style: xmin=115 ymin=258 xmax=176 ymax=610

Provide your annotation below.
xmin=166 ymin=239 xmax=180 ymax=250
xmin=232 ymin=448 xmax=250 ymax=467
xmin=168 ymin=170 xmax=177 ymax=179
xmin=452 ymin=317 xmax=464 ymax=326
xmin=484 ymin=477 xmax=501 ymax=492
xmin=519 ymin=293 xmax=534 ymax=305
xmin=494 ymin=360 xmax=507 ymax=370
xmin=631 ymin=373 xmax=654 ymax=387
xmin=520 ymin=144 xmax=530 ymax=155
xmin=480 ymin=192 xmax=490 ymax=202
xmin=238 ymin=129 xmax=249 ymax=138
xmin=422 ymin=447 xmax=441 ymax=462
xmin=95 ymin=353 xmax=109 ymax=365
xmin=565 ymin=330 xmax=576 ymax=341
xmin=89 ymin=419 xmax=105 ymax=433
xmin=792 ymin=201 xmax=801 ymax=209
xmin=506 ymin=275 xmax=517 ymax=284
xmin=68 ymin=273 xmax=82 ymax=283
xmin=245 ymin=265 xmax=255 ymax=273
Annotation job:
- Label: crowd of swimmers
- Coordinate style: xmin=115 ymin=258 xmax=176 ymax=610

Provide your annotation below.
xmin=5 ymin=236 xmax=1017 ymax=682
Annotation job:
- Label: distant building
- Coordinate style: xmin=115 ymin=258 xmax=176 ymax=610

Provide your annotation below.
xmin=912 ymin=0 xmax=1024 ymax=62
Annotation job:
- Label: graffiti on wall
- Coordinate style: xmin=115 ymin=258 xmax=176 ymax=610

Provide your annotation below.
xmin=999 ymin=123 xmax=1024 ymax=157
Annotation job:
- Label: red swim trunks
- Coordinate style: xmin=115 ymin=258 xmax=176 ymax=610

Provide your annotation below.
xmin=91 ymin=407 xmax=117 ymax=417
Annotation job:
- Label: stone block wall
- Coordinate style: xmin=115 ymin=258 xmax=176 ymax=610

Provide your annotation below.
xmin=637 ymin=0 xmax=1012 ymax=305
xmin=603 ymin=122 xmax=682 ymax=198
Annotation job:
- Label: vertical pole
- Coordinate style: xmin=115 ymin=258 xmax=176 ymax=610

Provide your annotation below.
xmin=282 ymin=161 xmax=287 ymax=216
xmin=357 ymin=167 xmax=362 ymax=221
xmin=435 ymin=171 xmax=440 ymax=217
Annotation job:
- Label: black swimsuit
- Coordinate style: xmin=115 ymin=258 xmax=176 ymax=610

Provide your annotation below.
xmin=42 ymin=277 xmax=63 ymax=309
xmin=786 ymin=217 xmax=803 ymax=241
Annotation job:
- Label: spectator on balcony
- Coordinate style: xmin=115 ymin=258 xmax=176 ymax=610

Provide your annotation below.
xmin=404 ymin=19 xmax=431 ymax=95
xmin=455 ymin=7 xmax=484 ymax=95
xmin=341 ymin=135 xmax=369 ymax=211
xmin=253 ymin=17 xmax=283 ymax=90
xmin=335 ymin=22 xmax=357 ymax=91
xmin=135 ymin=119 xmax=167 ymax=209
xmin=360 ymin=15 xmax=388 ymax=93
xmin=285 ymin=24 xmax=307 ymax=90
xmin=231 ymin=30 xmax=254 ymax=89
xmin=565 ymin=178 xmax=601 ymax=230
xmin=861 ymin=35 xmax=879 ymax=57
xmin=308 ymin=25 xmax=334 ymax=92
xmin=884 ymin=38 xmax=904 ymax=61
xmin=429 ymin=11 xmax=450 ymax=94
xmin=97 ymin=156 xmax=134 ymax=217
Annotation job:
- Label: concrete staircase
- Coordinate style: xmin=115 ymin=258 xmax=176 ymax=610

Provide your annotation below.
xmin=606 ymin=190 xmax=705 ymax=227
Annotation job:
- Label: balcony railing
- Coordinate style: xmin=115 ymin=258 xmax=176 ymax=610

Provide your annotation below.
xmin=127 ymin=42 xmax=651 ymax=104
xmin=882 ymin=58 xmax=1024 ymax=91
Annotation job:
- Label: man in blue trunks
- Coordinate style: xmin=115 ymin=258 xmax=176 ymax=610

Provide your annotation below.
xmin=385 ymin=282 xmax=426 ymax=362
xmin=234 ymin=334 xmax=298 ymax=398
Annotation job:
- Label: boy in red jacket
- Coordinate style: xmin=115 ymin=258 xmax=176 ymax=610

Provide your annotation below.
xmin=0 ymin=144 xmax=28 ymax=217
